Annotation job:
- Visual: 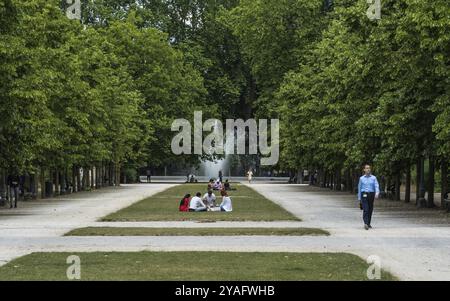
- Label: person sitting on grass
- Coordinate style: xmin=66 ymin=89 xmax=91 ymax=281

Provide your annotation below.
xmin=224 ymin=179 xmax=236 ymax=191
xmin=213 ymin=179 xmax=223 ymax=191
xmin=189 ymin=192 xmax=208 ymax=212
xmin=219 ymin=190 xmax=233 ymax=212
xmin=202 ymin=190 xmax=216 ymax=208
xmin=207 ymin=179 xmax=214 ymax=190
xmin=179 ymin=194 xmax=191 ymax=212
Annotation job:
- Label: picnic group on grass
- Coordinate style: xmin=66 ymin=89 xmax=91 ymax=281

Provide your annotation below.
xmin=179 ymin=178 xmax=234 ymax=213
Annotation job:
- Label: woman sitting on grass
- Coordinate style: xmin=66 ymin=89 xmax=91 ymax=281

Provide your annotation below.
xmin=219 ymin=190 xmax=233 ymax=212
xmin=179 ymin=194 xmax=191 ymax=212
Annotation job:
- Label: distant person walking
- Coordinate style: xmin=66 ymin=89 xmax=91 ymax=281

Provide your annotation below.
xmin=7 ymin=174 xmax=20 ymax=209
xmin=358 ymin=164 xmax=380 ymax=230
xmin=218 ymin=170 xmax=223 ymax=183
xmin=146 ymin=168 xmax=152 ymax=183
xmin=247 ymin=169 xmax=253 ymax=184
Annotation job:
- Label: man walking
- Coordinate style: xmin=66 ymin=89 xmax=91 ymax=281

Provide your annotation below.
xmin=146 ymin=168 xmax=152 ymax=183
xmin=218 ymin=170 xmax=223 ymax=183
xmin=7 ymin=173 xmax=20 ymax=209
xmin=358 ymin=164 xmax=380 ymax=230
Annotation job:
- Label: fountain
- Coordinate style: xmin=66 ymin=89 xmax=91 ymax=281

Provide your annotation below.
xmin=200 ymin=157 xmax=230 ymax=181
xmin=199 ymin=120 xmax=231 ymax=181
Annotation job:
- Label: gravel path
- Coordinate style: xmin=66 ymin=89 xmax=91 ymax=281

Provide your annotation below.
xmin=0 ymin=184 xmax=175 ymax=264
xmin=0 ymin=183 xmax=449 ymax=281
xmin=246 ymin=184 xmax=450 ymax=281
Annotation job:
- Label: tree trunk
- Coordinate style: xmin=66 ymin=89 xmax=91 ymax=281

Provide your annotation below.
xmin=55 ymin=169 xmax=60 ymax=196
xmin=96 ymin=165 xmax=100 ymax=188
xmin=85 ymin=167 xmax=89 ymax=190
xmin=441 ymin=160 xmax=448 ymax=209
xmin=71 ymin=166 xmax=76 ymax=193
xmin=40 ymin=167 xmax=46 ymax=199
xmin=80 ymin=167 xmax=84 ymax=191
xmin=405 ymin=166 xmax=411 ymax=203
xmin=353 ymin=170 xmax=359 ymax=194
xmin=99 ymin=163 xmax=103 ymax=188
xmin=0 ymin=169 xmax=6 ymax=199
xmin=377 ymin=175 xmax=384 ymax=198
xmin=101 ymin=164 xmax=104 ymax=186
xmin=84 ymin=167 xmax=89 ymax=189
xmin=428 ymin=157 xmax=435 ymax=208
xmin=336 ymin=169 xmax=341 ymax=191
xmin=100 ymin=164 xmax=104 ymax=187
xmin=297 ymin=169 xmax=303 ymax=184
xmin=416 ymin=159 xmax=421 ymax=205
xmin=30 ymin=172 xmax=37 ymax=199
xmin=60 ymin=169 xmax=66 ymax=194
xmin=346 ymin=169 xmax=352 ymax=192
xmin=77 ymin=167 xmax=82 ymax=192
xmin=386 ymin=177 xmax=391 ymax=199
xmin=109 ymin=164 xmax=112 ymax=186
xmin=115 ymin=163 xmax=121 ymax=186
xmin=328 ymin=171 xmax=332 ymax=189
xmin=91 ymin=166 xmax=95 ymax=189
xmin=395 ymin=173 xmax=401 ymax=201
xmin=89 ymin=167 xmax=93 ymax=189
xmin=109 ymin=163 xmax=114 ymax=186
xmin=331 ymin=171 xmax=335 ymax=189
xmin=6 ymin=181 xmax=10 ymax=204
xmin=328 ymin=171 xmax=332 ymax=188
xmin=96 ymin=164 xmax=100 ymax=188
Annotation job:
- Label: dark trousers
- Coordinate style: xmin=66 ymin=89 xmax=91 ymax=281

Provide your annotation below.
xmin=189 ymin=208 xmax=207 ymax=212
xmin=9 ymin=186 xmax=19 ymax=208
xmin=361 ymin=192 xmax=375 ymax=226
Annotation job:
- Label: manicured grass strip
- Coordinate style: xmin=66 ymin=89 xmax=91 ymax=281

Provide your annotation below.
xmin=101 ymin=184 xmax=300 ymax=222
xmin=0 ymin=252 xmax=397 ymax=281
xmin=65 ymin=227 xmax=329 ymax=237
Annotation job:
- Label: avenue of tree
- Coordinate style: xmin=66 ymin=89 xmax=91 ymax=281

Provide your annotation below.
xmin=0 ymin=0 xmax=449 ymax=207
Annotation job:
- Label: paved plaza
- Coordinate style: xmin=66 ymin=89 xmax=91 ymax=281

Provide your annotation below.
xmin=0 ymin=183 xmax=449 ymax=281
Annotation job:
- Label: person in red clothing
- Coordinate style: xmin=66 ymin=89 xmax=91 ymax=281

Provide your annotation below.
xmin=179 ymin=194 xmax=191 ymax=212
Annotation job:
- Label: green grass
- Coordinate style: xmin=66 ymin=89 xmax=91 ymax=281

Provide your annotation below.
xmin=0 ymin=252 xmax=397 ymax=281
xmin=65 ymin=227 xmax=329 ymax=236
xmin=101 ymin=184 xmax=299 ymax=222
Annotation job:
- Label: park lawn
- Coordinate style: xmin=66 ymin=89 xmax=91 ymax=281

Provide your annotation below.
xmin=65 ymin=227 xmax=329 ymax=236
xmin=0 ymin=252 xmax=397 ymax=281
xmin=101 ymin=184 xmax=300 ymax=222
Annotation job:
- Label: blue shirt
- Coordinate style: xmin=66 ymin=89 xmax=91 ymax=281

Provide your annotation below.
xmin=358 ymin=175 xmax=380 ymax=201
